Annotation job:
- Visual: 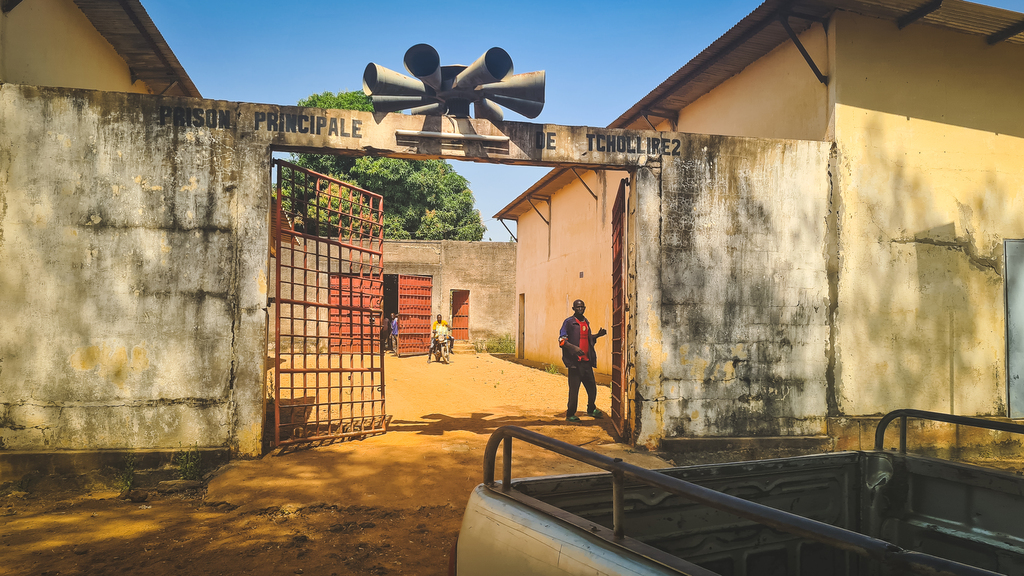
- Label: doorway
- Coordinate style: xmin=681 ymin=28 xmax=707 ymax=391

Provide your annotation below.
xmin=451 ymin=290 xmax=470 ymax=341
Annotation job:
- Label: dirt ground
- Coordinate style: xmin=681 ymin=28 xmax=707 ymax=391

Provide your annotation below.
xmin=1 ymin=352 xmax=670 ymax=576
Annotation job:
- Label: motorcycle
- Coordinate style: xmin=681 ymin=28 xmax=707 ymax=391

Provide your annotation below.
xmin=432 ymin=332 xmax=451 ymax=364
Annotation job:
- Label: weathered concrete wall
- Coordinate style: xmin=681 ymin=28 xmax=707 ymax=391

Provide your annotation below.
xmin=0 ymin=0 xmax=151 ymax=95
xmin=831 ymin=11 xmax=1024 ymax=418
xmin=634 ymin=135 xmax=832 ymax=448
xmin=0 ymin=84 xmax=269 ymax=454
xmin=440 ymin=240 xmax=516 ymax=343
xmin=383 ymin=240 xmax=516 ymax=343
xmin=0 ymin=81 xmax=706 ymax=459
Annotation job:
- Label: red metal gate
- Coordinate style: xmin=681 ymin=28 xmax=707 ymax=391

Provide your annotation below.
xmin=270 ymin=160 xmax=387 ymax=447
xmin=451 ymin=290 xmax=470 ymax=340
xmin=610 ymin=178 xmax=628 ymax=439
xmin=397 ymin=274 xmax=431 ymax=356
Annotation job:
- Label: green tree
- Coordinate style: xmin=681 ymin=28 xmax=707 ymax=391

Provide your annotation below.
xmin=292 ymin=90 xmax=485 ymax=241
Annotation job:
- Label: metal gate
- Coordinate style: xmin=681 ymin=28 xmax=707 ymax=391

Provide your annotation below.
xmin=610 ymin=178 xmax=628 ymax=439
xmin=397 ymin=274 xmax=431 ymax=356
xmin=452 ymin=290 xmax=470 ymax=340
xmin=270 ymin=160 xmax=387 ymax=447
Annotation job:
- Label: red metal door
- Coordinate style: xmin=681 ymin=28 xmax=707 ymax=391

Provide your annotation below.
xmin=451 ymin=290 xmax=469 ymax=340
xmin=270 ymin=160 xmax=387 ymax=447
xmin=610 ymin=178 xmax=628 ymax=439
xmin=397 ymin=274 xmax=431 ymax=356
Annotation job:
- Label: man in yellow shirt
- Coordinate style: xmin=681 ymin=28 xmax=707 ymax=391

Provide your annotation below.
xmin=428 ymin=314 xmax=453 ymax=363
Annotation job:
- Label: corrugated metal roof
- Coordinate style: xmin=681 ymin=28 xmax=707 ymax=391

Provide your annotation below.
xmin=495 ymin=0 xmax=1024 ymax=221
xmin=73 ymin=0 xmax=200 ymax=98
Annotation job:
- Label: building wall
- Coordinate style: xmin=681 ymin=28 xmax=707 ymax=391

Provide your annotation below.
xmin=515 ymin=169 xmax=628 ymax=372
xmin=383 ymin=240 xmax=516 ymax=344
xmin=0 ymin=85 xmax=268 ymax=455
xmin=830 ymin=11 xmax=1024 ymax=418
xmin=675 ymin=24 xmax=829 ymax=141
xmin=634 ymin=135 xmax=832 ymax=448
xmin=0 ymin=0 xmax=151 ymax=94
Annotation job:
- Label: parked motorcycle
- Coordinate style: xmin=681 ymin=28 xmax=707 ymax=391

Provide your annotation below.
xmin=432 ymin=332 xmax=451 ymax=364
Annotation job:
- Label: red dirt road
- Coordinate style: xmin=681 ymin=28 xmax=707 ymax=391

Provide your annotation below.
xmin=1 ymin=352 xmax=669 ymax=576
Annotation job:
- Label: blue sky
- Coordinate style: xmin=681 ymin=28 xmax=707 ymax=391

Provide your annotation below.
xmin=145 ymin=0 xmax=1024 ymax=240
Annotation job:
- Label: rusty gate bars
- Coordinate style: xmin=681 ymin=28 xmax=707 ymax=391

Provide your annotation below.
xmin=271 ymin=160 xmax=386 ymax=447
xmin=610 ymin=178 xmax=627 ymax=439
xmin=482 ymin=426 xmax=1003 ymax=576
xmin=874 ymin=408 xmax=1024 ymax=453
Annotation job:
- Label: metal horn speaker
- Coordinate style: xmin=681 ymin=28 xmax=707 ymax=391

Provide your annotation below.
xmin=362 ymin=46 xmax=544 ymax=120
xmin=474 ymin=98 xmax=503 ymax=123
xmin=453 ymin=47 xmax=514 ymax=90
xmin=362 ymin=63 xmax=435 ymax=97
xmin=403 ymin=43 xmax=442 ymax=90
xmin=479 ymin=71 xmax=545 ymax=118
xmin=369 ymin=95 xmax=440 ymax=114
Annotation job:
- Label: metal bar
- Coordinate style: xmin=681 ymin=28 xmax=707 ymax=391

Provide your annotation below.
xmin=394 ymin=130 xmax=511 ymax=143
xmin=483 ymin=425 xmax=1002 ymax=576
xmin=988 ymin=19 xmax=1024 ymax=44
xmin=274 ymin=164 xmax=284 ymax=448
xmin=279 ymin=367 xmax=382 ymax=374
xmin=900 ymin=415 xmax=907 ymax=453
xmin=502 ymin=437 xmax=512 ymax=492
xmin=158 ymin=80 xmax=179 ymax=96
xmin=276 ymin=421 xmax=386 ymax=446
xmin=784 ymin=10 xmax=830 ymax=25
xmin=897 ymin=0 xmax=943 ymax=29
xmin=778 ymin=14 xmax=829 ymax=85
xmin=874 ymin=408 xmax=1024 ymax=451
xmin=497 ymin=218 xmax=517 ymax=242
xmin=641 ymin=114 xmax=658 ymax=131
xmin=570 ymin=168 xmax=599 ymax=200
xmin=612 ymin=467 xmax=625 ymax=539
xmin=526 ymin=196 xmax=549 ymax=225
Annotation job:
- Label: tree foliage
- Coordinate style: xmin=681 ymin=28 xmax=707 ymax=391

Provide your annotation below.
xmin=292 ymin=91 xmax=485 ymax=241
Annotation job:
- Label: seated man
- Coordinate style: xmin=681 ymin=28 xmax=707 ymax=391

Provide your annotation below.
xmin=428 ymin=314 xmax=452 ymax=362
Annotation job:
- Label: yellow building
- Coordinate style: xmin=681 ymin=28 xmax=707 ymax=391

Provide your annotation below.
xmin=498 ymin=0 xmax=1024 ymax=451
xmin=0 ymin=0 xmax=198 ymax=97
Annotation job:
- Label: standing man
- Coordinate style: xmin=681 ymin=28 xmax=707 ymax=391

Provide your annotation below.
xmin=558 ymin=299 xmax=607 ymax=422
xmin=390 ymin=313 xmax=400 ymax=357
xmin=380 ymin=311 xmax=392 ymax=352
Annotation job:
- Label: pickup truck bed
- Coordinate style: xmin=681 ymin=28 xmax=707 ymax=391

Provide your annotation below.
xmin=456 ymin=411 xmax=1024 ymax=576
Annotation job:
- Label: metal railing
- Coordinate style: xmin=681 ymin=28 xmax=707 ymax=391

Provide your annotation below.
xmin=483 ymin=425 xmax=1001 ymax=576
xmin=874 ymin=408 xmax=1024 ymax=453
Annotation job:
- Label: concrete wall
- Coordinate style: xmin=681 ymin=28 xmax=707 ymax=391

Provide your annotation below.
xmin=0 ymin=85 xmax=268 ymax=455
xmin=675 ymin=24 xmax=829 ymax=142
xmin=0 ymin=0 xmax=151 ymax=94
xmin=514 ymin=170 xmax=628 ymax=372
xmin=634 ymin=135 xmax=832 ymax=448
xmin=383 ymin=240 xmax=516 ymax=344
xmin=830 ymin=11 xmax=1024 ymax=418
xmin=0 ymin=81 xmax=685 ymax=460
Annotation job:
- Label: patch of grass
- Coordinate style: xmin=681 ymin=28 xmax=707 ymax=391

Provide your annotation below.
xmin=545 ymin=364 xmax=562 ymax=375
xmin=115 ymin=453 xmax=136 ymax=492
xmin=173 ymin=444 xmax=203 ymax=481
xmin=484 ymin=334 xmax=516 ymax=354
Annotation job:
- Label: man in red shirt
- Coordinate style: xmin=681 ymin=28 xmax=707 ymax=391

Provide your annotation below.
xmin=558 ymin=299 xmax=607 ymax=422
